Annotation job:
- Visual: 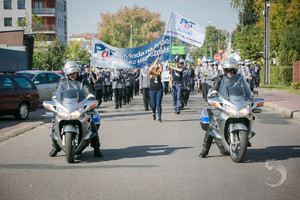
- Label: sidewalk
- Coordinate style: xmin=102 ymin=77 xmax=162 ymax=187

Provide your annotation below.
xmin=256 ymin=88 xmax=300 ymax=119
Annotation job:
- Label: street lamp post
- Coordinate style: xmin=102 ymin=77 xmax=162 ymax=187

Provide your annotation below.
xmin=130 ymin=24 xmax=133 ymax=48
xmin=264 ymin=0 xmax=270 ymax=85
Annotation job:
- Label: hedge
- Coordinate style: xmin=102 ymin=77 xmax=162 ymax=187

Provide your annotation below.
xmin=263 ymin=65 xmax=293 ymax=86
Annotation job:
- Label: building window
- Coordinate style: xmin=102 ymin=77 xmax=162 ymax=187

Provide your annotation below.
xmin=18 ymin=0 xmax=25 ymax=9
xmin=34 ymin=0 xmax=43 ymax=8
xmin=4 ymin=0 xmax=12 ymax=9
xmin=18 ymin=17 xmax=25 ymax=26
xmin=4 ymin=18 xmax=12 ymax=26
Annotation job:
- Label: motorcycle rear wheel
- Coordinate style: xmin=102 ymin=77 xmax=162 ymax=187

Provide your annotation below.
xmin=230 ymin=131 xmax=248 ymax=163
xmin=65 ymin=132 xmax=75 ymax=163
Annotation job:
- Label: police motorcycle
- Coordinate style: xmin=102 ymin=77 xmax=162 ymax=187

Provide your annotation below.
xmin=43 ymin=80 xmax=100 ymax=163
xmin=200 ymin=72 xmax=264 ymax=163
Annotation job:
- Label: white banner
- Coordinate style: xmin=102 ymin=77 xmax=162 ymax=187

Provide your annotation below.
xmin=164 ymin=11 xmax=206 ymax=48
xmin=90 ymin=36 xmax=171 ymax=69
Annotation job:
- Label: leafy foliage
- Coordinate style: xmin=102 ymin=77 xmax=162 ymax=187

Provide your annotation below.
xmin=231 ymin=0 xmax=300 ymax=66
xmin=190 ymin=26 xmax=227 ymax=64
xmin=33 ymin=40 xmax=66 ymax=70
xmin=66 ymin=41 xmax=90 ymax=66
xmin=97 ymin=5 xmax=165 ymax=48
xmin=231 ymin=24 xmax=263 ymax=61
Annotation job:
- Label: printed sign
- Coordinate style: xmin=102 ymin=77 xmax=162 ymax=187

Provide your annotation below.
xmin=91 ymin=36 xmax=171 ymax=69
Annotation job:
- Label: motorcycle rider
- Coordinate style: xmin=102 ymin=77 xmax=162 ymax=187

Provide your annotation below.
xmin=199 ymin=57 xmax=240 ymax=158
xmin=49 ymin=61 xmax=104 ymax=158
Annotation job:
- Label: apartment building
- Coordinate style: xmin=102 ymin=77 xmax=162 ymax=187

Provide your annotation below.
xmin=0 ymin=0 xmax=67 ymax=43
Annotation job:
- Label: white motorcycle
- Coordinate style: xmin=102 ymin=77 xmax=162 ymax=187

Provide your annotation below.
xmin=43 ymin=80 xmax=100 ymax=163
xmin=200 ymin=75 xmax=264 ymax=162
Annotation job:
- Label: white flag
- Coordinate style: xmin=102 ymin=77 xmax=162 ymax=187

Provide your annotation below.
xmin=164 ymin=11 xmax=206 ymax=48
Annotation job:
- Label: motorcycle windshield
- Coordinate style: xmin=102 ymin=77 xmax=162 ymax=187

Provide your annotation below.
xmin=55 ymin=80 xmax=87 ymax=109
xmin=219 ymin=75 xmax=252 ymax=101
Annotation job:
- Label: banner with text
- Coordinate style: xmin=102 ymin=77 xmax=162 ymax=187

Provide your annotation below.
xmin=91 ymin=36 xmax=171 ymax=69
xmin=164 ymin=11 xmax=206 ymax=48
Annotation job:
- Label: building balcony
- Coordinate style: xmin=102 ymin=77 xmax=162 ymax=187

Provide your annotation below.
xmin=33 ymin=24 xmax=56 ymax=33
xmin=32 ymin=8 xmax=56 ymax=16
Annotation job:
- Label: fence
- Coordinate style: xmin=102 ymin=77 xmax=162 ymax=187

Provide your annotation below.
xmin=293 ymin=61 xmax=300 ymax=83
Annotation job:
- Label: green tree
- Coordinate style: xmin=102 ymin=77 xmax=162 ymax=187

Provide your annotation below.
xmin=278 ymin=22 xmax=300 ymax=65
xmin=33 ymin=40 xmax=66 ymax=70
xmin=231 ymin=24 xmax=263 ymax=61
xmin=231 ymin=0 xmax=300 ymax=65
xmin=66 ymin=41 xmax=90 ymax=66
xmin=97 ymin=5 xmax=165 ymax=48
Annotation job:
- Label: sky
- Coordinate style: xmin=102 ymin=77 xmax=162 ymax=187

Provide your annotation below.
xmin=68 ymin=0 xmax=239 ymax=37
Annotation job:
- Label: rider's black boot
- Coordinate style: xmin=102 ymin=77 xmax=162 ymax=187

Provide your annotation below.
xmin=49 ymin=147 xmax=60 ymax=157
xmin=199 ymin=147 xmax=210 ymax=158
xmin=199 ymin=133 xmax=213 ymax=158
xmin=94 ymin=148 xmax=104 ymax=157
xmin=49 ymin=138 xmax=61 ymax=157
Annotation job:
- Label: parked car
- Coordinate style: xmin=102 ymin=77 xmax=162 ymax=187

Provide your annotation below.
xmin=17 ymin=70 xmax=63 ymax=102
xmin=0 ymin=72 xmax=40 ymax=120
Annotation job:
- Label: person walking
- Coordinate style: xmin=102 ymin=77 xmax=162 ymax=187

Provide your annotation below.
xmin=161 ymin=61 xmax=170 ymax=95
xmin=103 ymin=69 xmax=112 ymax=102
xmin=182 ymin=62 xmax=190 ymax=108
xmin=90 ymin=68 xmax=105 ymax=107
xmin=139 ymin=64 xmax=151 ymax=111
xmin=148 ymin=57 xmax=164 ymax=122
xmin=252 ymin=61 xmax=261 ymax=88
xmin=111 ymin=69 xmax=124 ymax=109
xmin=169 ymin=59 xmax=183 ymax=114
xmin=134 ymin=68 xmax=140 ymax=96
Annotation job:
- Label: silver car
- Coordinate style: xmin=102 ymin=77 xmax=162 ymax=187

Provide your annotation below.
xmin=17 ymin=70 xmax=63 ymax=102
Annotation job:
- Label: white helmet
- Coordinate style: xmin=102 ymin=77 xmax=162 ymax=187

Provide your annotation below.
xmin=222 ymin=57 xmax=239 ymax=74
xmin=63 ymin=61 xmax=79 ymax=76
xmin=179 ymin=59 xmax=185 ymax=65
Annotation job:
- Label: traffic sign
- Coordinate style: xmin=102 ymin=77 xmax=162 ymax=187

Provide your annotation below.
xmin=214 ymin=54 xmax=221 ymax=61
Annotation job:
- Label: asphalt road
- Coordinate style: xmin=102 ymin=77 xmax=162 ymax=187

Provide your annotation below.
xmin=0 ymin=92 xmax=299 ymax=200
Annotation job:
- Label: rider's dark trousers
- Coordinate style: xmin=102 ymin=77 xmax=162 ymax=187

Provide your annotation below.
xmin=202 ymin=133 xmax=213 ymax=149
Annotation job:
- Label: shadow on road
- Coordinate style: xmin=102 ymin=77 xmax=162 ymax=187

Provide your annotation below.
xmin=78 ymin=145 xmax=193 ymax=163
xmin=243 ymin=145 xmax=300 ymax=163
xmin=0 ymin=163 xmax=158 ymax=170
xmin=0 ymin=145 xmax=193 ymax=168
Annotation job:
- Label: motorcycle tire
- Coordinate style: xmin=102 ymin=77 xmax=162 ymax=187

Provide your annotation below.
xmin=65 ymin=132 xmax=75 ymax=163
xmin=230 ymin=130 xmax=248 ymax=163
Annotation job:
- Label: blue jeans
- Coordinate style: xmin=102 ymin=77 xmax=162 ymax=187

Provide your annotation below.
xmin=149 ymin=89 xmax=163 ymax=118
xmin=172 ymin=83 xmax=182 ymax=110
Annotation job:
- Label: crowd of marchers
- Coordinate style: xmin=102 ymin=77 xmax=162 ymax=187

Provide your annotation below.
xmin=81 ymin=58 xmax=261 ymax=116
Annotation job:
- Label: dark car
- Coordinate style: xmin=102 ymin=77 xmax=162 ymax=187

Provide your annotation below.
xmin=0 ymin=72 xmax=40 ymax=120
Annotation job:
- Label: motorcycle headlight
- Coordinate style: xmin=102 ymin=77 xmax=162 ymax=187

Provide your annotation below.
xmin=57 ymin=107 xmax=82 ymax=120
xmin=69 ymin=108 xmax=82 ymax=119
xmin=224 ymin=105 xmax=239 ymax=116
xmin=57 ymin=107 xmax=69 ymax=119
xmin=239 ymin=105 xmax=250 ymax=117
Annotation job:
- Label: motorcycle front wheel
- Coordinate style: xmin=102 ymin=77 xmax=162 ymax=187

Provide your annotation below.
xmin=65 ymin=132 xmax=75 ymax=163
xmin=230 ymin=131 xmax=248 ymax=163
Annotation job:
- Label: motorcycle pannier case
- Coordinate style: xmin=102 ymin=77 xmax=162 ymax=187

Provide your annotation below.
xmin=200 ymin=109 xmax=210 ymax=131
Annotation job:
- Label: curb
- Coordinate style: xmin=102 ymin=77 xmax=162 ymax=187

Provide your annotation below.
xmin=0 ymin=121 xmax=47 ymax=143
xmin=264 ymin=102 xmax=300 ymax=119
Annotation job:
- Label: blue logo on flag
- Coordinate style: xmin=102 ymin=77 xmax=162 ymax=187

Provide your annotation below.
xmin=180 ymin=18 xmax=195 ymax=29
xmin=94 ymin=43 xmax=115 ymax=58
